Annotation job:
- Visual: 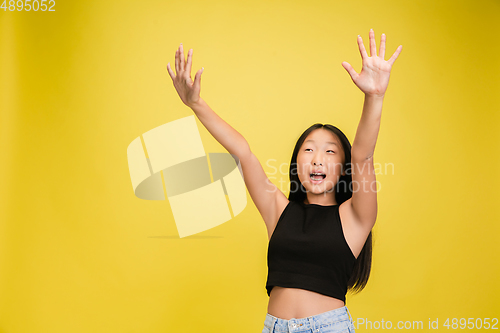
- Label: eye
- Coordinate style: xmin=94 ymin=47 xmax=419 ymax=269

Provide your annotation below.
xmin=305 ymin=148 xmax=312 ymax=152
xmin=327 ymin=150 xmax=335 ymax=153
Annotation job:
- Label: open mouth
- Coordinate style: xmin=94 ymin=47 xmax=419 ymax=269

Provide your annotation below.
xmin=310 ymin=173 xmax=326 ymax=184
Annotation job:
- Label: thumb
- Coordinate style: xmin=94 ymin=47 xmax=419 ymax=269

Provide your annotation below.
xmin=341 ymin=61 xmax=357 ymax=81
xmin=193 ymin=67 xmax=203 ymax=91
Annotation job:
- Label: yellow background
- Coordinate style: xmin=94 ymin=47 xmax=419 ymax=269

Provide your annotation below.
xmin=1 ymin=0 xmax=499 ymax=332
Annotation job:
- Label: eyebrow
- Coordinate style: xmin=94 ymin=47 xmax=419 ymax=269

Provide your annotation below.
xmin=304 ymin=139 xmax=339 ymax=146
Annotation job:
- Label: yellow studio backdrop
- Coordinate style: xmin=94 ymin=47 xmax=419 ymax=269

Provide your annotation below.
xmin=1 ymin=0 xmax=499 ymax=332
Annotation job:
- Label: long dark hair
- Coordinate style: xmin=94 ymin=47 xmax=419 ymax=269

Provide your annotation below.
xmin=287 ymin=123 xmax=373 ymax=295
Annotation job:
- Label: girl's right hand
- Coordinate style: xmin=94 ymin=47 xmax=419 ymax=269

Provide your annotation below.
xmin=166 ymin=43 xmax=204 ymax=108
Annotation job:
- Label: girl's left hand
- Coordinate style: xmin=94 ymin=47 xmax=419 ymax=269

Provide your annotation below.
xmin=342 ymin=29 xmax=402 ymax=98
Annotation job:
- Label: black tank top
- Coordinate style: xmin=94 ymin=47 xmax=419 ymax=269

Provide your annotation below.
xmin=266 ymin=200 xmax=356 ymax=303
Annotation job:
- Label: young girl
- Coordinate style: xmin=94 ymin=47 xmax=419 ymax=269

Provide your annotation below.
xmin=167 ymin=29 xmax=402 ymax=333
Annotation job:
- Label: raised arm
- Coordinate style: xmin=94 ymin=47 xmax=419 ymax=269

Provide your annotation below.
xmin=166 ymin=44 xmax=250 ymax=160
xmin=166 ymin=43 xmax=287 ymax=232
xmin=341 ymin=29 xmax=402 ymax=229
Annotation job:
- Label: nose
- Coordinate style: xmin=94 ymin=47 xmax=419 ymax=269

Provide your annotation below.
xmin=313 ymin=156 xmax=323 ymax=166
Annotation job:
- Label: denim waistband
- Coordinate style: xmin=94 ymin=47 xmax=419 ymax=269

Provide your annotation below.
xmin=264 ymin=306 xmax=353 ymax=332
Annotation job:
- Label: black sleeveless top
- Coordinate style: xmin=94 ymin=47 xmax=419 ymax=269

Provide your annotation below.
xmin=265 ymin=200 xmax=357 ymax=303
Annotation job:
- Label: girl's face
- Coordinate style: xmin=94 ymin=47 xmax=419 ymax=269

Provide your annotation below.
xmin=296 ymin=128 xmax=346 ymax=199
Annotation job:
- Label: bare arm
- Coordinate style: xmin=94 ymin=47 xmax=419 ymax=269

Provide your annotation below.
xmin=351 ymin=95 xmax=384 ymax=161
xmin=166 ymin=43 xmax=250 ymax=160
xmin=349 ymin=94 xmax=383 ymax=229
xmin=166 ymin=43 xmax=286 ymax=229
xmin=190 ymin=97 xmax=250 ymax=160
xmin=341 ymin=29 xmax=402 ymax=228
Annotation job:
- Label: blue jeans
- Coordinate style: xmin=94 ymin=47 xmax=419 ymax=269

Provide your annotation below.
xmin=262 ymin=306 xmax=355 ymax=333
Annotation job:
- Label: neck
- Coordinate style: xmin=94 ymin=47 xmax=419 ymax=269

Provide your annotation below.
xmin=304 ymin=195 xmax=337 ymax=206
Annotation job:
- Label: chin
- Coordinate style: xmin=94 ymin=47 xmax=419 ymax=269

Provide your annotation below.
xmin=305 ymin=184 xmax=327 ymax=193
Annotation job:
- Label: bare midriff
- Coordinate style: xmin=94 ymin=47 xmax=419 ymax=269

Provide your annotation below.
xmin=267 ymin=286 xmax=345 ymax=320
